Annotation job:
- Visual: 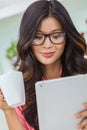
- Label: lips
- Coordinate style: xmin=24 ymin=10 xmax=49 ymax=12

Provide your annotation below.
xmin=41 ymin=52 xmax=54 ymax=58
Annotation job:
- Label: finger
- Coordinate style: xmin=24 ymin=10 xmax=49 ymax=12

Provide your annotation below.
xmin=0 ymin=89 xmax=4 ymax=96
xmin=0 ymin=92 xmax=5 ymax=102
xmin=82 ymin=125 xmax=87 ymax=130
xmin=75 ymin=110 xmax=87 ymax=118
xmin=0 ymin=94 xmax=3 ymax=100
xmin=2 ymin=98 xmax=6 ymax=102
xmin=77 ymin=119 xmax=87 ymax=129
xmin=85 ymin=125 xmax=87 ymax=129
xmin=83 ymin=103 xmax=87 ymax=109
xmin=0 ymin=89 xmax=3 ymax=94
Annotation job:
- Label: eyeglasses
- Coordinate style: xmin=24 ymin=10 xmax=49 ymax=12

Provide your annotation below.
xmin=32 ymin=32 xmax=66 ymax=46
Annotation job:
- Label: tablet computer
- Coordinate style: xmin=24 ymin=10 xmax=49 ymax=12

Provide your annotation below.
xmin=35 ymin=74 xmax=87 ymax=130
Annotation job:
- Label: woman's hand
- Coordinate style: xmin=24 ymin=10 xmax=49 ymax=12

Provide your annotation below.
xmin=75 ymin=103 xmax=87 ymax=130
xmin=0 ymin=89 xmax=12 ymax=112
xmin=0 ymin=89 xmax=24 ymax=130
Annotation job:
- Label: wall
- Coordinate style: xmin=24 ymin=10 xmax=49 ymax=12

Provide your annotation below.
xmin=71 ymin=9 xmax=87 ymax=41
xmin=0 ymin=13 xmax=23 ymax=74
xmin=62 ymin=0 xmax=87 ymax=42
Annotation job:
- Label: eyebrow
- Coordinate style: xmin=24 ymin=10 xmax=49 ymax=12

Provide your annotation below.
xmin=37 ymin=29 xmax=63 ymax=34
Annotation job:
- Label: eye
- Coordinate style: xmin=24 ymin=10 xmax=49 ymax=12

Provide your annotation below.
xmin=52 ymin=32 xmax=63 ymax=39
xmin=34 ymin=35 xmax=43 ymax=40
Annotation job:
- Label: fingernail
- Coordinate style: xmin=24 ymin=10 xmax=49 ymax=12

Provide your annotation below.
xmin=75 ymin=114 xmax=81 ymax=118
xmin=77 ymin=125 xmax=80 ymax=129
xmin=77 ymin=124 xmax=82 ymax=130
xmin=83 ymin=103 xmax=87 ymax=107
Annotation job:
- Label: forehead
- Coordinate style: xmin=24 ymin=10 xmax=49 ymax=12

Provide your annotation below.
xmin=38 ymin=17 xmax=63 ymax=33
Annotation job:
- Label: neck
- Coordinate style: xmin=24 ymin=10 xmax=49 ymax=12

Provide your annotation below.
xmin=42 ymin=61 xmax=62 ymax=80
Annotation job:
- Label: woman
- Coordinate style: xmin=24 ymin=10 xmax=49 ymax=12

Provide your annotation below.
xmin=0 ymin=0 xmax=87 ymax=130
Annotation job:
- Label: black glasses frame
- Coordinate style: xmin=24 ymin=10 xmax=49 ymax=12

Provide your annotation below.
xmin=32 ymin=32 xmax=66 ymax=46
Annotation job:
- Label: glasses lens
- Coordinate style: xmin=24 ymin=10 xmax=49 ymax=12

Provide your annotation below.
xmin=32 ymin=32 xmax=65 ymax=45
xmin=33 ymin=34 xmax=44 ymax=45
xmin=50 ymin=32 xmax=65 ymax=44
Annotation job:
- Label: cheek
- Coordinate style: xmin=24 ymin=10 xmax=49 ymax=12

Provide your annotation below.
xmin=56 ymin=43 xmax=65 ymax=54
xmin=31 ymin=46 xmax=39 ymax=57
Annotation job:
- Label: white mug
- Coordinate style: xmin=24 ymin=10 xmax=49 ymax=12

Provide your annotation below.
xmin=0 ymin=71 xmax=25 ymax=108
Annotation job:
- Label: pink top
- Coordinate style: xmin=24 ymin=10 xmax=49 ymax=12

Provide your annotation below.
xmin=15 ymin=66 xmax=62 ymax=130
xmin=15 ymin=106 xmax=34 ymax=130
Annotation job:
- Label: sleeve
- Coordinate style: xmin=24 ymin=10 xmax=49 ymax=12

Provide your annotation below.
xmin=15 ymin=106 xmax=34 ymax=130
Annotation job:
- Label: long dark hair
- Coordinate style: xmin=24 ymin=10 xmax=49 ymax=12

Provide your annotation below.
xmin=15 ymin=0 xmax=87 ymax=130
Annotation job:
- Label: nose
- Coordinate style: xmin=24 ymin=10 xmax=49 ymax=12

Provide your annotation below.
xmin=42 ymin=37 xmax=52 ymax=48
